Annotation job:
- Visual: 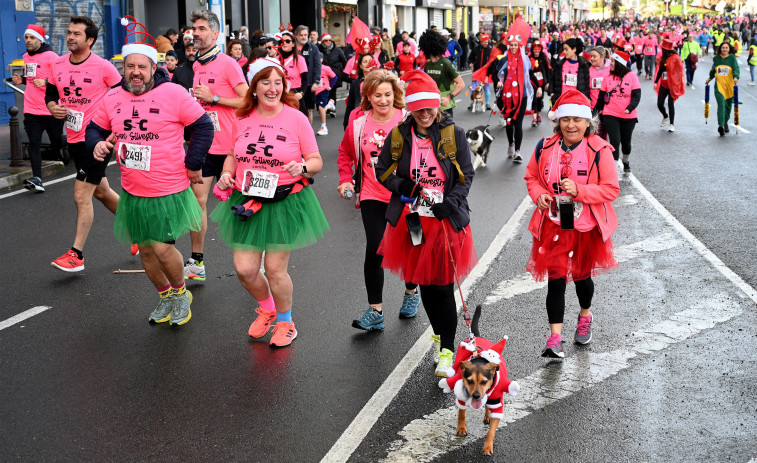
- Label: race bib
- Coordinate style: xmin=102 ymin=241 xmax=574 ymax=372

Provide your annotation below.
xmin=662 ymin=71 xmax=668 ymax=80
xmin=65 ymin=108 xmax=84 ymax=132
xmin=534 ymin=71 xmax=544 ymax=82
xmin=646 ymin=46 xmax=655 ymax=54
xmin=119 ymin=142 xmax=151 ymax=171
xmin=410 ymin=189 xmax=444 ymax=218
xmin=591 ymin=77 xmax=604 ymax=89
xmin=564 ymin=73 xmax=577 ymax=87
xmin=241 ymin=170 xmax=279 ymax=198
xmin=25 ymin=63 xmax=38 ymax=78
xmin=206 ymin=111 xmax=221 ymax=132
xmin=716 ymin=66 xmax=730 ymax=77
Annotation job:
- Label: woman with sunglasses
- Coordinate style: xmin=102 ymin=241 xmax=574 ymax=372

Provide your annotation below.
xmin=374 ymin=70 xmax=476 ymax=378
xmin=525 ymin=89 xmax=619 ymax=360
xmin=278 ymin=30 xmax=309 ymax=117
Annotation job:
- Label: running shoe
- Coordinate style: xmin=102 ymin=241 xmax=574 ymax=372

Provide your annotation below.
xmin=467 ymin=104 xmax=473 ymax=111
xmin=352 ymin=308 xmax=385 ymax=331
xmin=184 ymin=258 xmax=206 ymax=281
xmin=718 ymin=125 xmax=725 ymax=136
xmin=248 ymin=308 xmax=277 ymax=338
xmin=749 ymin=82 xmax=755 ymax=86
xmin=574 ymin=313 xmax=593 ymax=345
xmin=690 ymin=85 xmax=696 ymax=90
xmin=486 ymin=104 xmax=492 ymax=111
xmin=399 ymin=291 xmax=420 ymax=318
xmin=317 ymin=126 xmax=328 ymax=136
xmin=531 ymin=119 xmax=538 ymax=127
xmin=541 ymin=333 xmax=565 ymax=358
xmin=170 ymin=290 xmax=192 ymax=325
xmin=724 ymin=123 xmax=730 ymax=133
xmin=431 ymin=334 xmax=441 ymax=364
xmin=668 ymin=125 xmax=675 ymax=133
xmin=660 ymin=117 xmax=669 ymax=128
xmin=435 ymin=348 xmax=455 ymax=377
xmin=149 ymin=295 xmax=175 ymax=324
xmin=270 ymin=321 xmax=297 ymax=347
xmin=51 ymin=250 xmax=84 ymax=272
xmin=23 ymin=176 xmax=45 ymax=193
xmin=507 ymin=144 xmax=515 ymax=158
xmin=130 ymin=244 xmax=139 ymax=255
xmin=623 ymin=162 xmax=631 ymax=173
xmin=326 ymin=101 xmax=336 ymax=112
xmin=513 ymin=150 xmax=523 ymax=162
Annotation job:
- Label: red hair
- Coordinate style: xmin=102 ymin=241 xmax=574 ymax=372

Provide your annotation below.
xmin=237 ymin=66 xmax=299 ymax=116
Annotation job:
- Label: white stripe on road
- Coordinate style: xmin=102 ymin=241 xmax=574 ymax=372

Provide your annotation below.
xmin=735 ymin=125 xmax=751 ymax=133
xmin=379 ymin=296 xmax=742 ymax=462
xmin=614 ymin=194 xmax=639 ymax=206
xmin=483 ymin=233 xmax=681 ymax=305
xmin=0 ymin=161 xmax=117 ymax=200
xmin=319 ymin=196 xmax=534 ymax=463
xmin=0 ymin=306 xmax=51 ymax=331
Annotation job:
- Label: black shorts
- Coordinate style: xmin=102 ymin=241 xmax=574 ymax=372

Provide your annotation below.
xmin=201 ymin=153 xmax=226 ymax=179
xmin=303 ymin=86 xmax=316 ymax=110
xmin=71 ymin=142 xmax=109 ymax=185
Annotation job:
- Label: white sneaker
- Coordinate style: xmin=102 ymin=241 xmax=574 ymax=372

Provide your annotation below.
xmin=317 ymin=127 xmax=328 ymax=136
xmin=668 ymin=124 xmax=675 ymax=132
xmin=507 ymin=144 xmax=515 ymax=158
xmin=513 ymin=149 xmax=523 ymax=162
xmin=660 ymin=117 xmax=669 ymax=128
xmin=749 ymin=82 xmax=755 ymax=86
xmin=184 ymin=258 xmax=206 ymax=281
xmin=326 ymin=101 xmax=336 ymax=111
xmin=690 ymin=85 xmax=696 ymax=90
xmin=431 ymin=334 xmax=441 ymax=364
xmin=434 ymin=348 xmax=455 ymax=378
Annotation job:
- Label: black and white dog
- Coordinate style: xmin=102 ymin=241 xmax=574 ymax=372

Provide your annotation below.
xmin=466 ymin=125 xmax=494 ymax=170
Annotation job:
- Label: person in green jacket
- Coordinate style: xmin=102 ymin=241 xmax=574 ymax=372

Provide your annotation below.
xmin=681 ymin=33 xmax=702 ymax=88
xmin=705 ymin=41 xmax=740 ymax=136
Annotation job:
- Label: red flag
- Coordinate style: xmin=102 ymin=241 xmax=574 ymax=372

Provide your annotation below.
xmin=348 ymin=17 xmax=371 ymax=53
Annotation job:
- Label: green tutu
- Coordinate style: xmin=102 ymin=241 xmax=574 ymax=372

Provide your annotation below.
xmin=210 ymin=187 xmax=329 ymax=252
xmin=114 ymin=188 xmax=202 ymax=246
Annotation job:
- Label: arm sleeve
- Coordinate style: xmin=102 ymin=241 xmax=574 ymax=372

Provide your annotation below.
xmin=627 ymin=88 xmax=641 ymax=112
xmin=593 ymin=91 xmax=607 ymax=114
xmin=84 ymin=121 xmax=111 ymax=155
xmin=524 ymin=139 xmax=550 ymax=204
xmin=185 ymin=113 xmax=214 ymax=170
xmin=574 ymin=145 xmax=620 ymax=204
xmin=45 ymin=82 xmax=60 ymax=105
xmin=299 ymin=72 xmax=308 ymax=89
xmin=312 ymin=47 xmax=322 ymax=84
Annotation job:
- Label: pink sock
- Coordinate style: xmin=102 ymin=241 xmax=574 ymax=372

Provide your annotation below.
xmin=257 ymin=294 xmax=276 ymax=313
xmin=157 ymin=285 xmax=171 ymax=293
xmin=171 ymin=282 xmax=185 ymax=290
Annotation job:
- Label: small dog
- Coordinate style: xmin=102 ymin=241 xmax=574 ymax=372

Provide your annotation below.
xmin=438 ymin=306 xmax=520 ymax=455
xmin=469 ymin=83 xmax=485 ymax=113
xmin=466 ymin=125 xmax=494 ymax=170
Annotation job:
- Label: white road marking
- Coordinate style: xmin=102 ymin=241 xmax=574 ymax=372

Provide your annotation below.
xmin=0 ymin=306 xmax=51 ymax=331
xmin=735 ymin=125 xmax=751 ymax=133
xmin=483 ymin=234 xmax=681 ymax=305
xmin=380 ymin=296 xmax=742 ymax=462
xmin=614 ymin=194 xmax=638 ymax=206
xmin=0 ymin=161 xmax=117 ymax=200
xmin=319 ymin=196 xmax=534 ymax=463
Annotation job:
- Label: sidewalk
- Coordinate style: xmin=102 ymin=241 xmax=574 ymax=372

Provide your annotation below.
xmin=0 ymin=124 xmax=65 ymax=190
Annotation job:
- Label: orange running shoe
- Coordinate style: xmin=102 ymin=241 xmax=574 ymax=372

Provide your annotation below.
xmin=51 ymin=250 xmax=84 ymax=272
xmin=248 ymin=308 xmax=277 ymax=338
xmin=130 ymin=244 xmax=139 ymax=255
xmin=269 ymin=321 xmax=297 ymax=347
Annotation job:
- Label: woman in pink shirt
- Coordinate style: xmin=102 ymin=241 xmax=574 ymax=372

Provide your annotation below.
xmin=336 ymin=70 xmax=420 ymax=332
xmin=227 ymin=39 xmax=248 ymax=69
xmin=278 ymin=30 xmax=309 ymax=117
xmin=211 ymin=58 xmax=329 ymax=348
xmin=588 ymin=46 xmax=611 ymax=139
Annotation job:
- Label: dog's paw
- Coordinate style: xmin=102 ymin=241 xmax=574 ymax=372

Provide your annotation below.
xmin=456 ymin=424 xmax=468 ymax=436
xmin=482 ymin=442 xmax=494 ymax=455
xmin=483 ymin=414 xmax=490 ymax=425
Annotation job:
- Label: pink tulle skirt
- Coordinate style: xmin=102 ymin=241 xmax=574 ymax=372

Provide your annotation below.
xmin=379 ymin=210 xmax=478 ymax=286
xmin=527 ymin=219 xmax=618 ymax=283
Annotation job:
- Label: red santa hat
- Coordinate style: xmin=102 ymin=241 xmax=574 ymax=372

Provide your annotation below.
xmin=401 ymin=70 xmax=440 ymax=111
xmin=548 ymin=89 xmax=592 ymax=121
xmin=120 ymin=16 xmax=158 ymax=63
xmin=611 ymin=51 xmax=630 ymax=67
xmin=25 ymin=24 xmax=48 ymax=43
xmin=321 ymin=33 xmax=332 ymax=41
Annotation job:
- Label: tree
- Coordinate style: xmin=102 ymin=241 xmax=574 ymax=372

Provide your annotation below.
xmin=612 ymin=0 xmax=622 ymax=17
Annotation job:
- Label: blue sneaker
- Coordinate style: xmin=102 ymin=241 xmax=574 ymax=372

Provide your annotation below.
xmin=399 ymin=291 xmax=420 ymax=318
xmin=352 ymin=308 xmax=385 ymax=331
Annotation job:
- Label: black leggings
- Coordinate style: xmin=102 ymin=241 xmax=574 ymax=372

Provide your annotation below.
xmin=361 ymin=200 xmax=415 ymax=305
xmin=532 ymin=92 xmax=544 ymax=113
xmin=24 ymin=114 xmax=64 ymax=178
xmin=418 ymin=283 xmax=457 ymax=351
xmin=546 ymin=278 xmax=594 ymax=324
xmin=635 ymin=55 xmax=643 ymax=73
xmin=602 ymin=115 xmax=636 ymax=161
xmin=504 ymin=96 xmax=527 ymax=150
xmin=657 ymin=86 xmax=675 ymax=124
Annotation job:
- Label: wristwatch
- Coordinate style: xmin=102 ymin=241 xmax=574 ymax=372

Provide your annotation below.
xmin=300 ymin=163 xmax=308 ymax=176
xmin=211 ymin=94 xmax=220 ymax=106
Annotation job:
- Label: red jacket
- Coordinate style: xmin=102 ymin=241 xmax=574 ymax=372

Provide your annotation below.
xmin=654 ymin=55 xmax=685 ymax=101
xmin=525 ymin=134 xmax=620 ymax=243
xmin=395 ymin=53 xmax=415 ymax=74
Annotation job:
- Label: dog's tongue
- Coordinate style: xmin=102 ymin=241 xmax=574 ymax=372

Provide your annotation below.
xmin=471 ymin=398 xmax=484 ymax=410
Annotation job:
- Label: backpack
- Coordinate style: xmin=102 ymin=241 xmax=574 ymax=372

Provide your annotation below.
xmin=378 ymin=124 xmax=466 ymax=184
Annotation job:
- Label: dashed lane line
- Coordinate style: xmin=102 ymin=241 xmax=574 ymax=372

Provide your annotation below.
xmin=0 ymin=306 xmax=52 ymax=331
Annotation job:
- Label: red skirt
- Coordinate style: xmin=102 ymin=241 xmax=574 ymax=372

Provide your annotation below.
xmin=526 ymin=219 xmax=618 ymax=283
xmin=379 ymin=210 xmax=478 ymax=286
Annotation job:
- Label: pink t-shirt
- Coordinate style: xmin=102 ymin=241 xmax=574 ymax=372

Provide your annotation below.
xmin=316 ymin=65 xmax=336 ymax=95
xmin=542 ymin=141 xmax=597 ymax=232
xmin=232 ymin=105 xmax=318 ymax=189
xmin=410 ymin=132 xmax=447 ymax=210
xmin=192 ymin=52 xmax=247 ymax=155
xmin=22 ymin=50 xmax=58 ymax=115
xmin=589 ymin=62 xmax=611 ymax=107
xmin=632 ymin=37 xmax=644 ymax=54
xmin=282 ymin=54 xmax=308 ymax=89
xmin=600 ymin=72 xmax=641 ymax=119
xmin=561 ymin=60 xmax=579 ymax=90
xmin=49 ymin=52 xmax=122 ymax=143
xmin=90 ymin=82 xmax=206 ymax=197
xmin=643 ymin=37 xmax=658 ymax=56
xmin=359 ymin=109 xmax=404 ymax=203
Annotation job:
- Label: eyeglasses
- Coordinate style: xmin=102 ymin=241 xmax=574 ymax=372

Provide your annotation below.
xmin=282 ymin=39 xmax=292 ymax=44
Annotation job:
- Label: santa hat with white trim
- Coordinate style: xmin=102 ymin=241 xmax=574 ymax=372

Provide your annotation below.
xmin=321 ymin=33 xmax=332 ymax=41
xmin=401 ymin=70 xmax=440 ymax=111
xmin=120 ymin=15 xmax=158 ymax=63
xmin=25 ymin=25 xmax=48 ymax=43
xmin=548 ymin=89 xmax=592 ymax=121
xmin=611 ymin=51 xmax=631 ymax=67
xmin=246 ymin=57 xmax=287 ymax=87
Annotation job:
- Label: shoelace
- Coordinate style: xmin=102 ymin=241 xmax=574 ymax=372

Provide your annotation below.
xmin=576 ymin=316 xmax=591 ymax=336
xmin=546 ymin=334 xmax=562 ymax=349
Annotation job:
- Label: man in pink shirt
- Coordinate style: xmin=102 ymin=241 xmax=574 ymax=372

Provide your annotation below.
xmin=88 ymin=39 xmax=214 ymax=326
xmin=184 ymin=9 xmax=248 ymax=281
xmin=46 ymin=16 xmax=124 ymax=272
xmin=11 ymin=24 xmax=63 ymax=193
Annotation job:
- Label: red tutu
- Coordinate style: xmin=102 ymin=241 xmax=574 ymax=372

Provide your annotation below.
xmin=526 ymin=219 xmax=618 ymax=283
xmin=379 ymin=210 xmax=478 ymax=286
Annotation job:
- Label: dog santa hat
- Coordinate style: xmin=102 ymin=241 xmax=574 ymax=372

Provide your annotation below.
xmin=547 ymin=88 xmax=592 ymax=121
xmin=120 ymin=15 xmax=158 ymax=63
xmin=25 ymin=24 xmax=49 ymax=42
xmin=401 ymin=70 xmax=440 ymax=111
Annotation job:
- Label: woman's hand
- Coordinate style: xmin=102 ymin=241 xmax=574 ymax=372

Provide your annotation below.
xmin=734 ymin=78 xmax=739 ymax=85
xmin=537 ymin=193 xmax=553 ymax=210
xmin=337 ymin=182 xmax=354 ymax=198
xmin=497 ymin=81 xmax=504 ymax=89
xmin=705 ymin=78 xmax=711 ymax=85
xmin=536 ymin=88 xmax=543 ymax=98
xmin=217 ymin=172 xmax=235 ymax=190
xmin=560 ymin=178 xmax=578 ymax=197
xmin=284 ymin=160 xmax=306 ymax=177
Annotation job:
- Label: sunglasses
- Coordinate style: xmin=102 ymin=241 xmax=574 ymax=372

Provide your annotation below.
xmin=282 ymin=39 xmax=292 ymax=44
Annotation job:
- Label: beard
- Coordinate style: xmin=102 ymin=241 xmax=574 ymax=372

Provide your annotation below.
xmin=126 ymin=73 xmax=155 ymax=96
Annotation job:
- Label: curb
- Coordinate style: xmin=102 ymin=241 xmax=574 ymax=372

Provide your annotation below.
xmin=0 ymin=161 xmax=65 ymax=189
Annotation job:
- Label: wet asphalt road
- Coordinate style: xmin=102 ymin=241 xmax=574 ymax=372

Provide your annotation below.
xmin=1 ymin=62 xmax=756 ymax=462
